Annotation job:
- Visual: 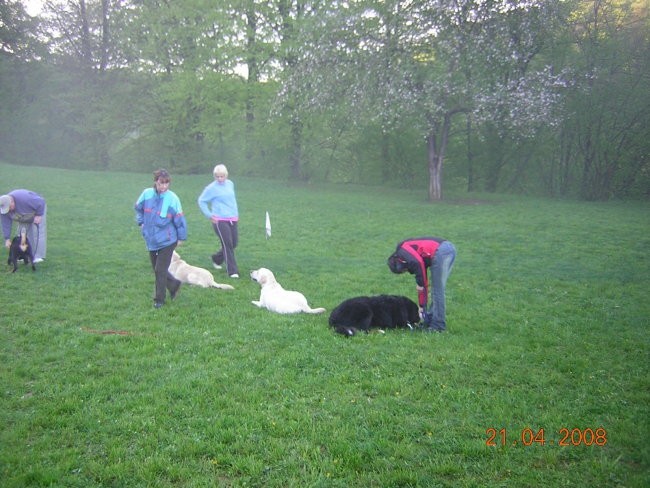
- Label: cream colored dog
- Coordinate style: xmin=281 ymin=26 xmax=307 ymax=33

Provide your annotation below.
xmin=169 ymin=251 xmax=234 ymax=290
xmin=250 ymin=267 xmax=326 ymax=314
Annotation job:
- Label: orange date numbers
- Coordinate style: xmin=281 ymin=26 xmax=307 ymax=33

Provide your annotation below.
xmin=486 ymin=427 xmax=607 ymax=447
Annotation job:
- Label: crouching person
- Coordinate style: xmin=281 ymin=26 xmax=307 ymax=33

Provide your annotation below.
xmin=1 ymin=189 xmax=47 ymax=263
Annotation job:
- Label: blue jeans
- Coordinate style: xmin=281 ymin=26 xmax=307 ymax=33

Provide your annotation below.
xmin=427 ymin=241 xmax=456 ymax=330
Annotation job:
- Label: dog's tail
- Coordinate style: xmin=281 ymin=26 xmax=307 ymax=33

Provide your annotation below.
xmin=305 ymin=307 xmax=326 ymax=314
xmin=210 ymin=281 xmax=235 ymax=290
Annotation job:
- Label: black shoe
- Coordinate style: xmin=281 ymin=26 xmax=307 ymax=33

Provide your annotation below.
xmin=417 ymin=323 xmax=445 ymax=333
xmin=170 ymin=280 xmax=182 ymax=300
xmin=153 ymin=301 xmax=164 ymax=309
xmin=424 ymin=326 xmax=446 ymax=333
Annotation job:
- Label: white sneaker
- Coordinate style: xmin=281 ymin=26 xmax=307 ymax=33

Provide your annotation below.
xmin=33 ymin=258 xmax=44 ymax=263
xmin=213 ymin=263 xmax=222 ymax=270
xmin=229 ymin=274 xmax=239 ymax=278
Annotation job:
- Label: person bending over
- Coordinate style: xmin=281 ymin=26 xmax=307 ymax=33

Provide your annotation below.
xmin=388 ymin=237 xmax=456 ymax=332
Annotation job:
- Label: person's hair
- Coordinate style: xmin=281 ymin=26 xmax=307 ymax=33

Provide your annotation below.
xmin=153 ymin=168 xmax=171 ymax=182
xmin=213 ymin=164 xmax=228 ymax=178
xmin=387 ymin=253 xmax=408 ymax=274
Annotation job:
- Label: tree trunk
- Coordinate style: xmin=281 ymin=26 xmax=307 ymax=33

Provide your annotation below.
xmin=78 ymin=0 xmax=93 ymax=71
xmin=289 ymin=111 xmax=303 ymax=179
xmin=245 ymin=6 xmax=258 ymax=163
xmin=99 ymin=0 xmax=109 ymax=73
xmin=466 ymin=114 xmax=475 ymax=192
xmin=426 ymin=113 xmax=452 ymax=201
xmin=427 ymin=133 xmax=442 ymax=201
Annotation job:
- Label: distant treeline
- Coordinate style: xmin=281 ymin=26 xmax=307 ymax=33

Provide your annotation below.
xmin=0 ymin=0 xmax=648 ymax=200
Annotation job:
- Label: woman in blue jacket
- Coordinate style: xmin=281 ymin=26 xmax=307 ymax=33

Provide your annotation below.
xmin=135 ymin=169 xmax=187 ymax=308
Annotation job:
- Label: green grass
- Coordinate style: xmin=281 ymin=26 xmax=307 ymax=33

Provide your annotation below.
xmin=0 ymin=162 xmax=648 ymax=487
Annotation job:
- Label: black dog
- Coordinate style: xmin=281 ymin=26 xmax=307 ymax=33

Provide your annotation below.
xmin=329 ymin=295 xmax=420 ymax=337
xmin=8 ymin=228 xmax=36 ymax=273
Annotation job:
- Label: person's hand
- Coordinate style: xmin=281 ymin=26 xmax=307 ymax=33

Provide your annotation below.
xmin=33 ymin=215 xmax=42 ymax=225
xmin=4 ymin=239 xmax=10 ymax=249
xmin=416 ymin=285 xmax=424 ymax=292
xmin=177 ymin=240 xmax=184 ymax=246
xmin=210 ymin=215 xmax=220 ymax=224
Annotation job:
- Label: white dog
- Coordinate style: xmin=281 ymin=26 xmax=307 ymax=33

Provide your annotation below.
xmin=250 ymin=268 xmax=326 ymax=314
xmin=169 ymin=251 xmax=234 ymax=290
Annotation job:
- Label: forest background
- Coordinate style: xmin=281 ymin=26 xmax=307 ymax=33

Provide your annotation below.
xmin=0 ymin=0 xmax=648 ymax=201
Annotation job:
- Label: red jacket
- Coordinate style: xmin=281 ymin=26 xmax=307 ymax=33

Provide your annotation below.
xmin=393 ymin=237 xmax=446 ymax=307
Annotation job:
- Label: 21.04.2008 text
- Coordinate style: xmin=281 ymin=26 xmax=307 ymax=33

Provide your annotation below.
xmin=485 ymin=427 xmax=607 ymax=447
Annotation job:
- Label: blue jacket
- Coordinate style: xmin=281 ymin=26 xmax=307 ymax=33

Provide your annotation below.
xmin=135 ymin=188 xmax=187 ymax=251
xmin=197 ymin=179 xmax=239 ymax=221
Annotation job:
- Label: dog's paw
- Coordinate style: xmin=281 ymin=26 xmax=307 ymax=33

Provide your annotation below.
xmin=251 ymin=300 xmax=262 ymax=307
xmin=334 ymin=326 xmax=357 ymax=337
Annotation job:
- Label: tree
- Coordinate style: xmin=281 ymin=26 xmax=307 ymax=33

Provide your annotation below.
xmin=1 ymin=0 xmax=45 ymax=60
xmin=286 ymin=0 xmax=567 ymax=200
xmin=560 ymin=0 xmax=650 ymax=199
xmin=0 ymin=1 xmax=48 ymax=164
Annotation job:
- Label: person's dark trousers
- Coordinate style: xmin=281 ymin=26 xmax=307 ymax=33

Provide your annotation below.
xmin=149 ymin=242 xmax=180 ymax=305
xmin=211 ymin=220 xmax=239 ymax=276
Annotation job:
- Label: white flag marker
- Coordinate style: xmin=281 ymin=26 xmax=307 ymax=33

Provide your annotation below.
xmin=265 ymin=211 xmax=271 ymax=239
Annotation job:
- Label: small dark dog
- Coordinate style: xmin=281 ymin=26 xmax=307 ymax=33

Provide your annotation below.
xmin=8 ymin=227 xmax=36 ymax=273
xmin=329 ymin=295 xmax=420 ymax=337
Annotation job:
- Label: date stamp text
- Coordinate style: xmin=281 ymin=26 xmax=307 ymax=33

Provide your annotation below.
xmin=486 ymin=427 xmax=608 ymax=447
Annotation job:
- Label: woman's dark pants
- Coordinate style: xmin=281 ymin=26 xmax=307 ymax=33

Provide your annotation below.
xmin=149 ymin=242 xmax=180 ymax=305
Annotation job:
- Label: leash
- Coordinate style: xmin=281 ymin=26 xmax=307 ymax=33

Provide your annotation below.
xmin=81 ymin=327 xmax=133 ymax=336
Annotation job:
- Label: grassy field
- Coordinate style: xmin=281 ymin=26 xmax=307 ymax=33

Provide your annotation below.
xmin=0 ymin=162 xmax=648 ymax=487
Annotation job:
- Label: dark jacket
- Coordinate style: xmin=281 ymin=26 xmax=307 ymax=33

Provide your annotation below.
xmin=390 ymin=237 xmax=446 ymax=307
